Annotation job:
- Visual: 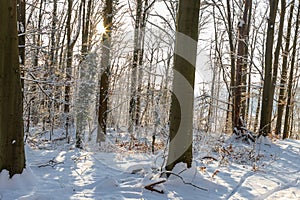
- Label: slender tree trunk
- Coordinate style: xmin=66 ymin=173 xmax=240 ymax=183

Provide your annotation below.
xmin=254 ymin=87 xmax=262 ymax=132
xmin=64 ymin=0 xmax=73 ymax=141
xmin=31 ymin=0 xmax=44 ymax=130
xmin=270 ymin=0 xmax=286 ymax=113
xmin=136 ymin=0 xmax=149 ymax=127
xmin=226 ymin=0 xmax=236 ymax=132
xmin=283 ymin=1 xmax=300 ymax=139
xmin=97 ymin=0 xmax=113 ymax=143
xmin=129 ymin=0 xmax=143 ymax=134
xmin=140 ymin=48 xmax=154 ymax=124
xmin=245 ymin=1 xmax=253 ymax=127
xmin=275 ymin=0 xmax=295 ymax=136
xmin=166 ymin=0 xmax=201 ymax=171
xmin=81 ymin=0 xmax=92 ymax=57
xmin=17 ymin=0 xmax=26 ymax=89
xmin=48 ymin=0 xmax=58 ymax=139
xmin=233 ymin=0 xmax=251 ymax=133
xmin=34 ymin=0 xmax=43 ymax=68
xmin=75 ymin=0 xmax=93 ymax=148
xmin=65 ymin=0 xmax=81 ymax=141
xmin=290 ymin=72 xmax=300 ymax=138
xmin=207 ymin=42 xmax=217 ymax=133
xmin=259 ymin=0 xmax=279 ymax=136
xmin=0 ymin=0 xmax=25 ymax=177
xmin=50 ymin=0 xmax=58 ymax=67
xmin=241 ymin=0 xmax=252 ymax=123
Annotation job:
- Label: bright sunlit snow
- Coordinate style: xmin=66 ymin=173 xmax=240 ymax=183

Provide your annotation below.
xmin=0 ymin=134 xmax=299 ymax=200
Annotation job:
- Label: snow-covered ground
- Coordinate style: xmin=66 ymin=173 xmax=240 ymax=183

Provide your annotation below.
xmin=0 ymin=134 xmax=300 ymax=200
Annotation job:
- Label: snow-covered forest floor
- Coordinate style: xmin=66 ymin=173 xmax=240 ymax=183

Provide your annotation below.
xmin=0 ymin=130 xmax=300 ymax=200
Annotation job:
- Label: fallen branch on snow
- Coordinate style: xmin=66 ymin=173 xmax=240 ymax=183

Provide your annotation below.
xmin=38 ymin=158 xmax=64 ymax=168
xmin=144 ymin=180 xmax=166 ymax=194
xmin=163 ymin=171 xmax=208 ymax=191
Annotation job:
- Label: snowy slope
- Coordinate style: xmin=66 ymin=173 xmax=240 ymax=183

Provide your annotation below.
xmin=0 ymin=137 xmax=299 ymax=200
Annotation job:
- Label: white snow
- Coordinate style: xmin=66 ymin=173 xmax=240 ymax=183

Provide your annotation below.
xmin=0 ymin=136 xmax=300 ymax=200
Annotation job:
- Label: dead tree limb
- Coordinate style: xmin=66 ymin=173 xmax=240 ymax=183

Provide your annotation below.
xmin=144 ymin=180 xmax=166 ymax=194
xmin=164 ymin=172 xmax=208 ymax=191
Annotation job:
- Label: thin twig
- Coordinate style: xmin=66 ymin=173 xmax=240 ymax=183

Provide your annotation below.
xmin=38 ymin=158 xmax=64 ymax=168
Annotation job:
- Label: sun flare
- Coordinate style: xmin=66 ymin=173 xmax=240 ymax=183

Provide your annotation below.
xmin=97 ymin=22 xmax=106 ymax=34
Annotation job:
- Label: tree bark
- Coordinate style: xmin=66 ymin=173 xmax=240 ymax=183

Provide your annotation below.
xmin=275 ymin=0 xmax=295 ymax=136
xmin=64 ymin=0 xmax=73 ymax=141
xmin=259 ymin=0 xmax=279 ymax=136
xmin=136 ymin=0 xmax=149 ymax=127
xmin=270 ymin=0 xmax=286 ymax=118
xmin=97 ymin=0 xmax=113 ymax=143
xmin=0 ymin=0 xmax=25 ymax=177
xmin=283 ymin=1 xmax=300 ymax=139
xmin=17 ymin=0 xmax=26 ymax=89
xmin=65 ymin=0 xmax=81 ymax=141
xmin=75 ymin=0 xmax=93 ymax=148
xmin=129 ymin=0 xmax=143 ymax=134
xmin=166 ymin=0 xmax=201 ymax=171
xmin=233 ymin=0 xmax=251 ymax=133
xmin=225 ymin=0 xmax=236 ymax=132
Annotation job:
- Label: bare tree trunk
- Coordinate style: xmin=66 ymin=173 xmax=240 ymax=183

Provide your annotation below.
xmin=254 ymin=87 xmax=262 ymax=132
xmin=34 ymin=0 xmax=43 ymax=68
xmin=50 ymin=0 xmax=58 ymax=67
xmin=64 ymin=0 xmax=73 ymax=141
xmin=207 ymin=41 xmax=218 ymax=133
xmin=97 ymin=0 xmax=113 ymax=143
xmin=17 ymin=0 xmax=26 ymax=90
xmin=270 ymin=0 xmax=286 ymax=117
xmin=233 ymin=0 xmax=251 ymax=133
xmin=129 ymin=0 xmax=143 ymax=134
xmin=259 ymin=0 xmax=279 ymax=136
xmin=136 ymin=0 xmax=149 ymax=128
xmin=75 ymin=0 xmax=93 ymax=148
xmin=275 ymin=0 xmax=295 ymax=136
xmin=0 ymin=0 xmax=25 ymax=177
xmin=226 ymin=0 xmax=236 ymax=132
xmin=283 ymin=1 xmax=300 ymax=139
xmin=65 ymin=0 xmax=81 ymax=141
xmin=243 ymin=0 xmax=252 ymax=125
xmin=166 ymin=0 xmax=201 ymax=171
xmin=48 ymin=0 xmax=58 ymax=140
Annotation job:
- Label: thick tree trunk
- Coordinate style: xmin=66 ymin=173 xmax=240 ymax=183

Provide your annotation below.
xmin=0 ymin=0 xmax=25 ymax=177
xmin=166 ymin=0 xmax=201 ymax=171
